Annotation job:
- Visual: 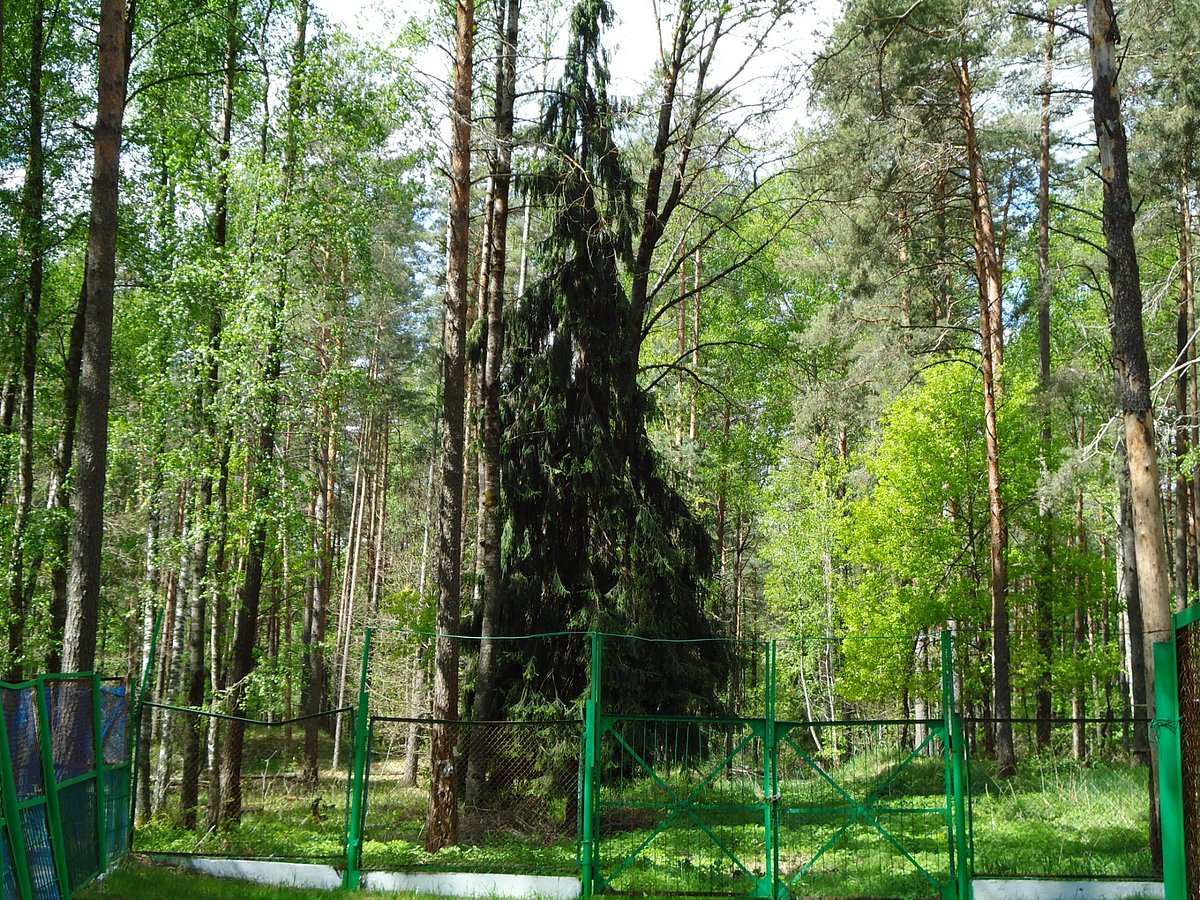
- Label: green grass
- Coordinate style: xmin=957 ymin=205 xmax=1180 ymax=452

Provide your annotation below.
xmin=76 ymin=858 xmax=418 ymax=899
xmin=969 ymin=755 xmax=1155 ymax=878
xmin=131 ymin=732 xmax=1157 ymax=898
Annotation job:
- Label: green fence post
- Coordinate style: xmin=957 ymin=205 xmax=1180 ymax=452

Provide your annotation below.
xmin=0 ymin=681 xmax=35 ymax=900
xmin=762 ymin=640 xmax=778 ymax=899
xmin=1154 ymin=638 xmax=1186 ymax=898
xmin=943 ymin=630 xmax=971 ymax=900
xmin=344 ymin=627 xmax=373 ymax=890
xmin=581 ymin=630 xmax=601 ymax=899
xmin=36 ymin=675 xmax=72 ymax=898
xmin=92 ymin=674 xmax=107 ymax=875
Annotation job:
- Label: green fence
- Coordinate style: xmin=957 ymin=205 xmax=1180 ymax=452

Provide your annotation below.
xmin=125 ymin=626 xmax=1164 ymax=897
xmin=1156 ymin=603 xmax=1199 ymax=900
xmin=581 ymin=632 xmax=971 ymax=899
xmin=0 ymin=673 xmax=132 ymax=899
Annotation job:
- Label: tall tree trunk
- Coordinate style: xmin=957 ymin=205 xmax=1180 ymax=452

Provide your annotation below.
xmin=205 ymin=436 xmax=231 ymax=829
xmin=405 ymin=413 xmax=439 ymax=787
xmin=954 ymin=55 xmax=1015 ymax=778
xmin=46 ymin=274 xmax=87 ymax=672
xmin=1176 ymin=172 xmax=1194 ymax=611
xmin=1191 ymin=177 xmax=1200 ymax=599
xmin=1087 ymin=0 xmax=1172 ymax=868
xmin=471 ymin=0 xmax=519 ymax=746
xmin=426 ymin=0 xmax=474 ymax=853
xmin=8 ymin=0 xmax=46 ymax=680
xmin=219 ymin=0 xmax=306 ymax=825
xmin=179 ymin=1 xmax=237 ymax=829
xmin=332 ymin=417 xmax=369 ymax=770
xmin=1118 ymin=439 xmax=1150 ymax=759
xmin=134 ymin=475 xmax=163 ymax=825
xmin=63 ymin=0 xmax=129 ymax=673
xmin=1034 ymin=14 xmax=1055 ymax=752
xmin=303 ymin=405 xmax=334 ymax=784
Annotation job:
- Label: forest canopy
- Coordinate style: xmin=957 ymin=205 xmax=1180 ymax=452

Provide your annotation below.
xmin=0 ymin=0 xmax=1191 ymax=850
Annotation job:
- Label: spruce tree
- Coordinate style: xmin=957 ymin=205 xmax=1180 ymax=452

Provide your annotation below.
xmin=499 ymin=0 xmax=728 ymax=715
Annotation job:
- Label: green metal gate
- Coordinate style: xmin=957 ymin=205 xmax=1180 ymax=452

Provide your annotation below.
xmin=581 ymin=632 xmax=971 ymax=899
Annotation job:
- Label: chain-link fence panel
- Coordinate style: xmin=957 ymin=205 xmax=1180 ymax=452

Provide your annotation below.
xmin=1180 ymin=616 xmax=1200 ymax=897
xmin=596 ymin=716 xmax=768 ymax=896
xmin=43 ymin=676 xmax=103 ymax=893
xmin=966 ymin=716 xmax=1154 ymax=880
xmin=1 ymin=821 xmax=17 ymax=898
xmin=3 ymin=683 xmax=59 ymax=900
xmin=100 ymin=681 xmax=132 ymax=862
xmin=133 ymin=706 xmax=352 ymax=863
xmin=362 ymin=716 xmax=581 ymax=874
xmin=366 ymin=629 xmax=591 ymax=720
xmin=0 ymin=675 xmax=133 ymax=900
xmin=775 ymin=721 xmax=952 ymax=898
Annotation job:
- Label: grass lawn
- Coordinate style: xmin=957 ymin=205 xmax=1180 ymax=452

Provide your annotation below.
xmin=77 ymin=858 xmax=422 ymax=900
xmin=130 ymin=734 xmax=1156 ymax=897
xmin=969 ymin=755 xmax=1154 ymax=878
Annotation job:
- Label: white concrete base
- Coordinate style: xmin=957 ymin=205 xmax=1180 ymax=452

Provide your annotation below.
xmin=152 ymin=855 xmax=344 ymax=890
xmin=973 ymin=879 xmax=1164 ymax=900
xmin=362 ymin=871 xmax=581 ymax=899
xmin=149 ymin=855 xmax=581 ymax=898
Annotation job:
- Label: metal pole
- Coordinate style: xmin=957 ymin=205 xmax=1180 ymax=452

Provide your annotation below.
xmin=344 ymin=627 xmax=373 ymax=889
xmin=36 ymin=675 xmax=72 ymax=897
xmin=762 ymin=640 xmax=777 ymax=899
xmin=581 ymin=630 xmax=601 ymax=899
xmin=93 ymin=673 xmax=108 ymax=874
xmin=1154 ymin=638 xmax=1187 ymax=898
xmin=943 ymin=631 xmax=971 ymax=900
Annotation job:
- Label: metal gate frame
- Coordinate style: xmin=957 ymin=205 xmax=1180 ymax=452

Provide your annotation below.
xmin=581 ymin=632 xmax=972 ymax=899
xmin=1155 ymin=604 xmax=1196 ymax=899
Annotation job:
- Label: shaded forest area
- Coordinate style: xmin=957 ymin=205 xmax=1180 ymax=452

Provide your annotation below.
xmin=0 ymin=0 xmax=1193 ymax=857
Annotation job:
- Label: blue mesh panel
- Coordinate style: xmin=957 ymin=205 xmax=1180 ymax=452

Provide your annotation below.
xmin=45 ymin=680 xmax=95 ymax=782
xmin=104 ymin=767 xmax=131 ymax=859
xmin=101 ymin=686 xmax=129 ymax=765
xmin=5 ymin=687 xmax=44 ymax=800
xmin=57 ymin=779 xmax=99 ymax=891
xmin=1 ymin=823 xmax=18 ymax=899
xmin=20 ymin=805 xmax=61 ymax=900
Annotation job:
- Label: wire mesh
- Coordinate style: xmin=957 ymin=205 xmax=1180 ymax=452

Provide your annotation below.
xmin=965 ymin=716 xmax=1153 ymax=879
xmin=0 ymin=675 xmax=131 ymax=900
xmin=1180 ymin=618 xmax=1200 ymax=898
xmin=1 ymin=824 xmax=17 ymax=899
xmin=100 ymin=684 xmax=129 ymax=767
xmin=597 ymin=717 xmax=768 ymax=896
xmin=2 ymin=684 xmax=59 ymax=900
xmin=44 ymin=678 xmax=95 ymax=783
xmin=57 ymin=780 xmax=99 ymax=892
xmin=100 ymin=681 xmax=133 ymax=861
xmin=361 ymin=716 xmax=581 ymax=874
xmin=133 ymin=706 xmax=352 ymax=862
xmin=4 ymin=686 xmax=44 ymax=801
xmin=775 ymin=721 xmax=951 ymax=898
xmin=19 ymin=805 xmax=59 ymax=900
xmin=366 ymin=629 xmax=591 ymax=720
